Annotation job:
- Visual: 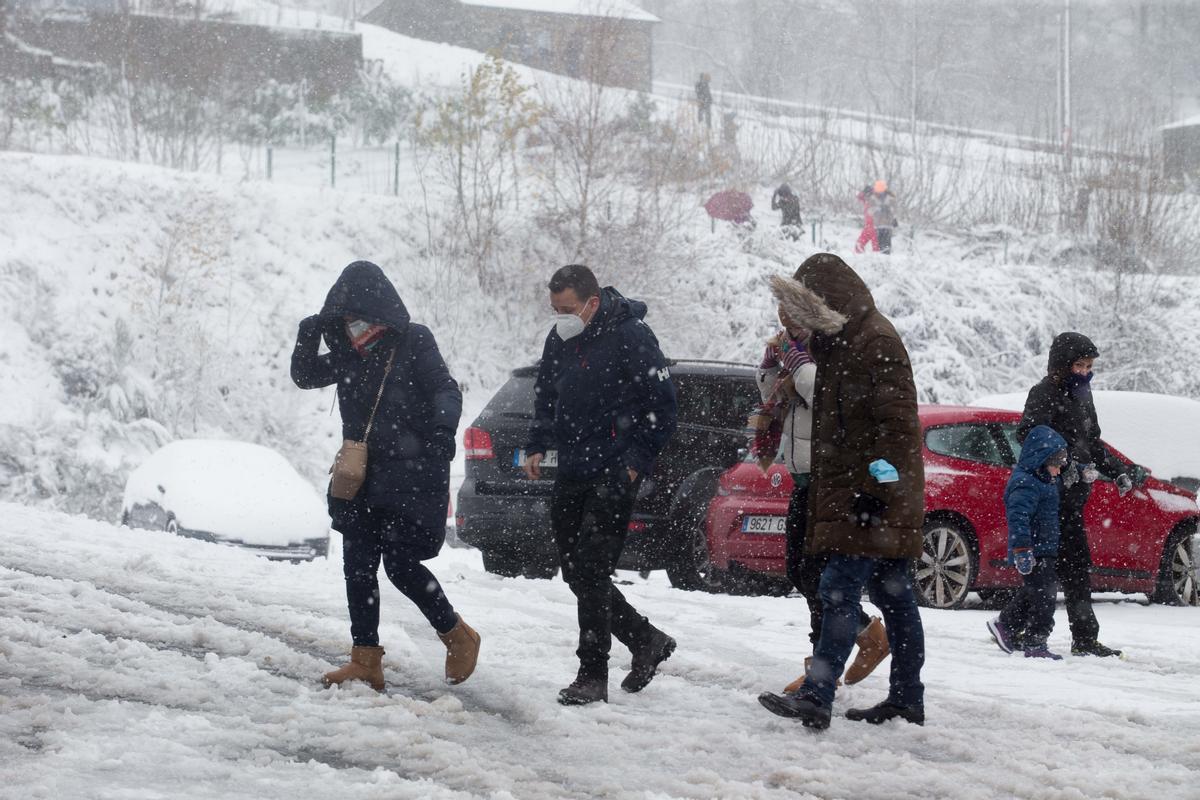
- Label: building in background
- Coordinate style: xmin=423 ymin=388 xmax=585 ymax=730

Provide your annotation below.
xmin=364 ymin=0 xmax=658 ymax=91
xmin=1163 ymin=116 xmax=1200 ymax=185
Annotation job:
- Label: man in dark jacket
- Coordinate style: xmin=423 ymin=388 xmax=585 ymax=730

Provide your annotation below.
xmin=758 ymin=253 xmax=926 ymax=730
xmin=292 ymin=260 xmax=480 ymax=691
xmin=695 ymin=72 xmax=713 ymax=129
xmin=1016 ymin=332 xmax=1140 ymax=658
xmin=523 ymin=264 xmax=679 ymax=705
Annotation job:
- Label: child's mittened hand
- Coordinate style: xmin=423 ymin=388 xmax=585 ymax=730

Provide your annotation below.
xmin=1013 ymin=548 xmax=1035 ymax=576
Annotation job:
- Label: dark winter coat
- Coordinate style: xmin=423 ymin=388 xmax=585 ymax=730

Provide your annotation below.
xmin=291 ymin=261 xmax=462 ymax=537
xmin=1015 ymin=332 xmax=1123 ymax=477
xmin=869 ymin=192 xmax=898 ymax=229
xmin=772 ymin=254 xmax=925 ymax=560
xmin=1005 ymin=425 xmax=1067 ymax=560
xmin=771 ymin=185 xmax=803 ymax=228
xmin=527 ymin=287 xmax=678 ymax=481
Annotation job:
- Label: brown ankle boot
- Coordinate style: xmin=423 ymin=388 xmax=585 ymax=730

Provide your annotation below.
xmin=438 ymin=616 xmax=480 ymax=685
xmin=844 ymin=616 xmax=889 ymax=684
xmin=323 ymin=645 xmax=386 ymax=692
xmin=783 ymin=655 xmax=843 ymax=694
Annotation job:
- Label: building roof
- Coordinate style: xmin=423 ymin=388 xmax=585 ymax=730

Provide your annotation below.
xmin=459 ymin=0 xmax=659 ymax=23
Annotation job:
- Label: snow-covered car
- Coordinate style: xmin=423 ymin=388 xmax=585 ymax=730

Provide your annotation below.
xmin=973 ymin=390 xmax=1200 ymax=493
xmin=122 ymin=440 xmax=330 ymax=561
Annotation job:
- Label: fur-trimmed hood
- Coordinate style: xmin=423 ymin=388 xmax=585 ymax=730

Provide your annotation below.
xmin=768 ymin=273 xmax=848 ymax=336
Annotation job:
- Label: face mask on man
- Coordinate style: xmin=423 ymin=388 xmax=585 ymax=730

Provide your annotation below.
xmin=553 ymin=313 xmax=586 ymax=341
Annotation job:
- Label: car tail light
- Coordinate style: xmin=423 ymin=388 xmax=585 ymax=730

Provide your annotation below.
xmin=455 ymin=514 xmax=465 ymax=528
xmin=627 ymin=520 xmax=647 ymax=532
xmin=464 ymin=427 xmax=494 ymax=460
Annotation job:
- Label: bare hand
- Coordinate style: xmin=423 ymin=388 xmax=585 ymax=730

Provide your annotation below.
xmin=627 ymin=467 xmax=639 ymax=483
xmin=523 ymin=452 xmax=543 ymax=481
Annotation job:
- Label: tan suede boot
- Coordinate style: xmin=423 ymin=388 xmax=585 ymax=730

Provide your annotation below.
xmin=322 ymin=645 xmax=386 ymax=692
xmin=782 ymin=655 xmax=841 ymax=694
xmin=438 ymin=616 xmax=480 ymax=685
xmin=844 ymin=616 xmax=890 ymax=684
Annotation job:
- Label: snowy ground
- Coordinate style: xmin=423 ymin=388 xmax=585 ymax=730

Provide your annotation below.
xmin=3 ymin=503 xmax=1199 ymax=800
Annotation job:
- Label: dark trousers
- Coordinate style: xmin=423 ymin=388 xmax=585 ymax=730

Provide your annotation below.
xmin=551 ymin=467 xmax=654 ymax=680
xmin=340 ymin=507 xmax=458 ymax=646
xmin=785 ymin=476 xmax=870 ymax=646
xmin=877 ymin=227 xmax=893 ymax=254
xmin=1058 ymin=483 xmax=1100 ymax=645
xmin=999 ymin=556 xmax=1059 ymax=647
xmin=801 ymin=555 xmax=925 ymax=708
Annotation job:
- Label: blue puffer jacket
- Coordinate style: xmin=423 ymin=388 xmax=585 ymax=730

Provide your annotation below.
xmin=1005 ymin=424 xmax=1068 ymax=560
xmin=527 ymin=287 xmax=678 ymax=481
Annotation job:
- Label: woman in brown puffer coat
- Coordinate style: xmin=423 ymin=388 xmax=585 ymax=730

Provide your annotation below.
xmin=758 ymin=253 xmax=926 ymax=731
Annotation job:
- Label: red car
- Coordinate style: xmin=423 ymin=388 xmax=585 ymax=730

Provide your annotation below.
xmin=699 ymin=405 xmax=1200 ymax=608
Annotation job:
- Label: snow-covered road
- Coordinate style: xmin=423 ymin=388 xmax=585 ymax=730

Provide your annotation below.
xmin=2 ymin=503 xmax=1198 ymax=799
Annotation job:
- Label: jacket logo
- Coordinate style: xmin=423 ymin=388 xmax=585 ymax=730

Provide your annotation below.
xmin=655 ymin=367 xmax=671 ymax=382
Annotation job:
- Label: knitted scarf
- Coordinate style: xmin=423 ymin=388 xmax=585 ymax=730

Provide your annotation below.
xmin=747 ymin=334 xmax=814 ymax=462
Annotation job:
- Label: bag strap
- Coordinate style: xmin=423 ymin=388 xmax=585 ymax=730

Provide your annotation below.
xmin=362 ymin=347 xmax=397 ymax=442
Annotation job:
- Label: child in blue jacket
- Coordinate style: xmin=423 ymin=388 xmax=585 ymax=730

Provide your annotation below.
xmin=987 ymin=425 xmax=1070 ymax=659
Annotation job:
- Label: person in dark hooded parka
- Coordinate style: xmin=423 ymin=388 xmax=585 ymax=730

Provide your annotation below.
xmin=757 ymin=253 xmax=926 ymax=731
xmin=1015 ymin=332 xmax=1143 ymax=658
xmin=291 ymin=260 xmax=480 ymax=691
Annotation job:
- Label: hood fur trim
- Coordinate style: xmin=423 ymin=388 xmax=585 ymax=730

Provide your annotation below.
xmin=769 ymin=273 xmax=848 ymax=335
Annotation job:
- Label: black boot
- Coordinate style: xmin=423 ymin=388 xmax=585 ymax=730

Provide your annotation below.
xmin=845 ymin=700 xmax=925 ymax=726
xmin=558 ymin=674 xmax=608 ymax=706
xmin=622 ymin=628 xmax=676 ymax=693
xmin=757 ymin=692 xmax=832 ymax=730
xmin=1071 ymin=640 xmax=1122 ymax=658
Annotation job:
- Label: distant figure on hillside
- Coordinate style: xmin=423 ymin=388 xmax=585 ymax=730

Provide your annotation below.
xmin=868 ymin=180 xmax=898 ymax=254
xmin=695 ymin=72 xmax=713 ymax=129
xmin=772 ymin=183 xmax=803 ymax=240
xmin=853 ymin=185 xmax=878 ymax=254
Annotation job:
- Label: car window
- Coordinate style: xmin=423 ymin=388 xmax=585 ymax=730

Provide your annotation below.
xmin=675 ymin=375 xmax=758 ymax=430
xmin=925 ymin=424 xmax=1007 ymax=466
xmin=487 ymin=375 xmax=537 ymax=416
xmin=998 ymin=424 xmax=1021 ymax=466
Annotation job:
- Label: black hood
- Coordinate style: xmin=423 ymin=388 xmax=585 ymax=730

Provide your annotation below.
xmin=584 ymin=286 xmax=647 ymax=339
xmin=1048 ymin=332 xmax=1099 ymax=377
xmin=320 ymin=261 xmax=411 ymax=332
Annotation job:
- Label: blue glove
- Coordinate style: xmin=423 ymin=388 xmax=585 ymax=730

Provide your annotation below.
xmin=1013 ymin=548 xmax=1035 ymax=576
xmin=428 ymin=428 xmax=456 ymax=461
xmin=868 ymin=459 xmax=899 ymax=483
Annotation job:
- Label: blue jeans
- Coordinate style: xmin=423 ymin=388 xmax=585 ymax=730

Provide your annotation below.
xmin=801 ymin=555 xmax=925 ymax=708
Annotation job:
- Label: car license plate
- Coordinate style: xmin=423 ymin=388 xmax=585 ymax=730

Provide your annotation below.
xmin=513 ymin=449 xmax=558 ymax=468
xmin=742 ymin=515 xmax=787 ymax=534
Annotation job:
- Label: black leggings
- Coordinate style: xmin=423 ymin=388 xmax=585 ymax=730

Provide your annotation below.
xmin=340 ymin=506 xmax=457 ymax=646
xmin=785 ymin=476 xmax=870 ymax=645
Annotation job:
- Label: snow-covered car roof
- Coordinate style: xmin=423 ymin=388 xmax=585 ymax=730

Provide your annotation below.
xmin=122 ymin=439 xmax=329 ymax=546
xmin=972 ymin=390 xmax=1200 ymax=483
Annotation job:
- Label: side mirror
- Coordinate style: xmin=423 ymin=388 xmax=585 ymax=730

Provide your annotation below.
xmin=1131 ymin=464 xmax=1150 ymax=487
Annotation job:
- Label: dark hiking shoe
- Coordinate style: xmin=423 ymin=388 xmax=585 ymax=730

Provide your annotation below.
xmin=1024 ymin=644 xmax=1064 ymax=660
xmin=845 ymin=700 xmax=925 ymax=726
xmin=1071 ymin=641 xmax=1122 ymax=658
xmin=621 ymin=629 xmax=676 ymax=693
xmin=986 ymin=618 xmax=1015 ymax=654
xmin=557 ymin=676 xmax=608 ymax=706
xmin=757 ymin=691 xmax=831 ymax=730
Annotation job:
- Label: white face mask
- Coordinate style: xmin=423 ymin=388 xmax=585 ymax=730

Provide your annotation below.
xmin=553 ymin=313 xmax=586 ymax=341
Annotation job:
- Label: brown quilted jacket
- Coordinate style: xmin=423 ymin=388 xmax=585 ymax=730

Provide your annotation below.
xmin=780 ymin=254 xmax=925 ymax=559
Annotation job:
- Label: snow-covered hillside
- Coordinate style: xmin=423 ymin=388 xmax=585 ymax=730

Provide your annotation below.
xmin=2 ymin=151 xmax=1199 ymax=519
xmin=3 ymin=503 xmax=1199 ymax=799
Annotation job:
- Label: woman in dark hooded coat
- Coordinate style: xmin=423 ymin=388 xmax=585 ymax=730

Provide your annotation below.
xmin=291 ymin=261 xmax=480 ymax=691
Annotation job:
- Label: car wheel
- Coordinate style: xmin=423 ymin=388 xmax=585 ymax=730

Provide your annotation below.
xmin=1151 ymin=528 xmax=1198 ymax=606
xmin=665 ymin=516 xmax=725 ymax=592
xmin=481 ymin=549 xmax=523 ymax=578
xmin=914 ymin=519 xmax=976 ymax=610
xmin=521 ymin=551 xmax=560 ymax=580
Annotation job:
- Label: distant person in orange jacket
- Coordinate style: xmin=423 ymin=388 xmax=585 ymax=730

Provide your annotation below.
xmin=853 ymin=184 xmax=878 ymax=254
